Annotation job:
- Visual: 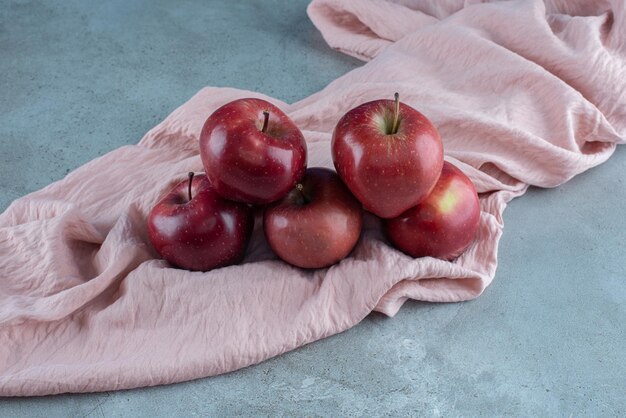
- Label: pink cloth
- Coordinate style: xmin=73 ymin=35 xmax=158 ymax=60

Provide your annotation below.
xmin=1 ymin=0 xmax=624 ymax=396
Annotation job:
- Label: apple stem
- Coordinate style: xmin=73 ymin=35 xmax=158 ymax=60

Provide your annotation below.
xmin=392 ymin=92 xmax=400 ymax=135
xmin=188 ymin=172 xmax=194 ymax=201
xmin=261 ymin=111 xmax=270 ymax=133
xmin=295 ymin=183 xmax=309 ymax=205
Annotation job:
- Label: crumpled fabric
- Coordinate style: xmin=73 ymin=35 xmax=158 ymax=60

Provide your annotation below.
xmin=1 ymin=0 xmax=624 ymax=396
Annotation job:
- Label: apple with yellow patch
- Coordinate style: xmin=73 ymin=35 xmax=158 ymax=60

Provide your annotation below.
xmin=384 ymin=161 xmax=480 ymax=260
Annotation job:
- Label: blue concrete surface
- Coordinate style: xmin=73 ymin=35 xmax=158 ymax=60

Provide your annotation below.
xmin=1 ymin=0 xmax=624 ymax=416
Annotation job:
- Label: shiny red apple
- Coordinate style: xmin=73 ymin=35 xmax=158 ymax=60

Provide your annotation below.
xmin=199 ymin=98 xmax=307 ymax=205
xmin=384 ymin=161 xmax=480 ymax=261
xmin=332 ymin=93 xmax=443 ymax=218
xmin=148 ymin=173 xmax=254 ymax=271
xmin=263 ymin=167 xmax=363 ymax=269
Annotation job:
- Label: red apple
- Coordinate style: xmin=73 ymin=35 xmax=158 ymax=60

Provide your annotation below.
xmin=263 ymin=167 xmax=363 ymax=269
xmin=384 ymin=161 xmax=480 ymax=260
xmin=199 ymin=98 xmax=307 ymax=205
xmin=332 ymin=93 xmax=443 ymax=218
xmin=148 ymin=173 xmax=254 ymax=271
